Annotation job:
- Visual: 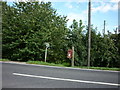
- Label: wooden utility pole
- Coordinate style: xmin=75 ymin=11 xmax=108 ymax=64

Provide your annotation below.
xmin=72 ymin=46 xmax=74 ymax=67
xmin=114 ymin=28 xmax=117 ymax=34
xmin=107 ymin=30 xmax=110 ymax=36
xmin=118 ymin=25 xmax=120 ymax=34
xmin=87 ymin=0 xmax=91 ymax=68
xmin=103 ymin=20 xmax=106 ymax=36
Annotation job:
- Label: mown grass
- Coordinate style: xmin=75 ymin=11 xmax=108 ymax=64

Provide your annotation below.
xmin=0 ymin=59 xmax=10 ymax=61
xmin=74 ymin=66 xmax=120 ymax=71
xmin=90 ymin=67 xmax=120 ymax=71
xmin=27 ymin=60 xmax=120 ymax=71
xmin=1 ymin=59 xmax=120 ymax=71
xmin=27 ymin=60 xmax=65 ymax=67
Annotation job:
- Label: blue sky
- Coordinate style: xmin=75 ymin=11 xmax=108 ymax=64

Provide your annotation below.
xmin=6 ymin=0 xmax=119 ymax=34
xmin=51 ymin=1 xmax=118 ymax=34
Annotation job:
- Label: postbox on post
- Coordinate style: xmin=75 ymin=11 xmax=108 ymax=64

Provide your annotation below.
xmin=67 ymin=49 xmax=72 ymax=59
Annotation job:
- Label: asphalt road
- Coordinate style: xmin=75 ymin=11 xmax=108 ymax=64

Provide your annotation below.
xmin=1 ymin=62 xmax=120 ymax=88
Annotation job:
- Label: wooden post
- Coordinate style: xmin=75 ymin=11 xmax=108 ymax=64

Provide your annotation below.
xmin=103 ymin=20 xmax=106 ymax=36
xmin=87 ymin=0 xmax=91 ymax=68
xmin=72 ymin=46 xmax=74 ymax=67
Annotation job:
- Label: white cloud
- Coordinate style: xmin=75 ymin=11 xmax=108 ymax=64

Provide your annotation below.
xmin=65 ymin=2 xmax=73 ymax=9
xmin=66 ymin=10 xmax=87 ymax=27
xmin=4 ymin=0 xmax=120 ymax=3
xmin=3 ymin=0 xmax=39 ymax=2
xmin=3 ymin=0 xmax=88 ymax=2
xmin=114 ymin=25 xmax=118 ymax=28
xmin=110 ymin=0 xmax=119 ymax=3
xmin=112 ymin=4 xmax=118 ymax=10
xmin=91 ymin=2 xmax=118 ymax=13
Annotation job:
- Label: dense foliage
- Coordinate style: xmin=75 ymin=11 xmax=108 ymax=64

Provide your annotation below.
xmin=2 ymin=2 xmax=120 ymax=68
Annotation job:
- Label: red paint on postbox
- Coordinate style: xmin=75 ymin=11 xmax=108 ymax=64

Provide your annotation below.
xmin=67 ymin=49 xmax=72 ymax=59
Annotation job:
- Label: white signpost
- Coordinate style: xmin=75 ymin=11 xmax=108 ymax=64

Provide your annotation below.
xmin=44 ymin=43 xmax=49 ymax=62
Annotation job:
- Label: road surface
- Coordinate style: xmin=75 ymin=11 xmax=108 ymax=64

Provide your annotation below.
xmin=1 ymin=62 xmax=120 ymax=88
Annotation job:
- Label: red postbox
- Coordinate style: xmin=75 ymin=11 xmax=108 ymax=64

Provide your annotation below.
xmin=67 ymin=49 xmax=73 ymax=59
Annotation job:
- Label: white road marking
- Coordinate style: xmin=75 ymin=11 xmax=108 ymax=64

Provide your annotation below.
xmin=13 ymin=73 xmax=119 ymax=86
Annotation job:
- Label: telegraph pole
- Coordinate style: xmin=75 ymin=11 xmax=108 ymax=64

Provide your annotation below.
xmin=103 ymin=20 xmax=106 ymax=36
xmin=114 ymin=28 xmax=117 ymax=34
xmin=118 ymin=25 xmax=120 ymax=34
xmin=87 ymin=0 xmax=91 ymax=68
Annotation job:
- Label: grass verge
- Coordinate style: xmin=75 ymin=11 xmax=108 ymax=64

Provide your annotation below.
xmin=1 ymin=59 xmax=120 ymax=71
xmin=74 ymin=66 xmax=120 ymax=71
xmin=0 ymin=59 xmax=10 ymax=61
xmin=26 ymin=60 xmax=65 ymax=67
xmin=27 ymin=60 xmax=120 ymax=71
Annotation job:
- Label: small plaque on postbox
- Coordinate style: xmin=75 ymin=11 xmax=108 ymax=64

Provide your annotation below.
xmin=67 ymin=49 xmax=72 ymax=59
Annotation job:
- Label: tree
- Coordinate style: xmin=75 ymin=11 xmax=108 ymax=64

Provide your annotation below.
xmin=2 ymin=1 xmax=119 ymax=68
xmin=68 ymin=19 xmax=86 ymax=66
xmin=2 ymin=2 xmax=68 ymax=62
xmin=90 ymin=27 xmax=119 ymax=68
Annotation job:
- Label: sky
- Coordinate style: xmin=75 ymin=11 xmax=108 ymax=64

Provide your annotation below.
xmin=6 ymin=0 xmax=119 ymax=34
